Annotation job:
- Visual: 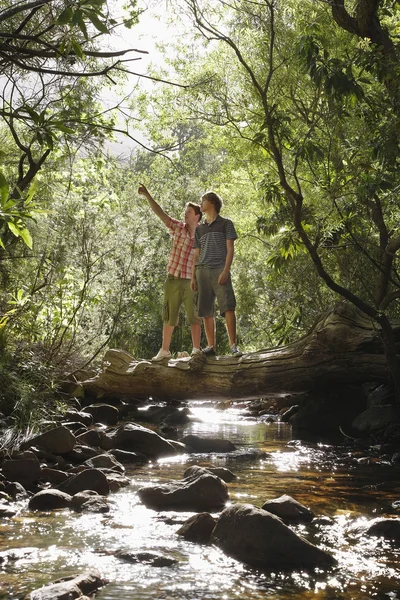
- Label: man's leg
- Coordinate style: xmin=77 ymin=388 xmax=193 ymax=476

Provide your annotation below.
xmin=161 ymin=323 xmax=175 ymax=351
xmin=190 ymin=323 xmax=201 ymax=349
xmin=225 ymin=309 xmax=236 ymax=347
xmin=203 ymin=316 xmax=216 ymax=350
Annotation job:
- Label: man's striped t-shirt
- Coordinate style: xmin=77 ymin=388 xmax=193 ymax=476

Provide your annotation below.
xmin=194 ymin=215 xmax=238 ymax=268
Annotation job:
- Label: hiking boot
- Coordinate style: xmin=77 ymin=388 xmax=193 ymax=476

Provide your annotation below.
xmin=191 ymin=347 xmax=202 ymax=356
xmin=152 ymin=348 xmax=171 ymax=362
xmin=230 ymin=344 xmax=243 ymax=357
xmin=202 ymin=346 xmax=216 ymax=356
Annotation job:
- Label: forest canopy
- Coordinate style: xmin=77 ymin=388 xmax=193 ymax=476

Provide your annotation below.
xmin=1 ymin=0 xmax=399 ymax=424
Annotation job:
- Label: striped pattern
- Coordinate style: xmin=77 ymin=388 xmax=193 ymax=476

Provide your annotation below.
xmin=166 ymin=217 xmax=196 ymax=279
xmin=194 ymin=215 xmax=237 ymax=268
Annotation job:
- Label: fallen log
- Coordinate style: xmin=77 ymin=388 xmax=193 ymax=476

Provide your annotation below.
xmin=81 ymin=302 xmax=400 ymax=401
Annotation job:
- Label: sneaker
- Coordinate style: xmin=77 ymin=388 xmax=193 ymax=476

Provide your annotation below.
xmin=152 ymin=348 xmax=171 ymax=362
xmin=191 ymin=347 xmax=202 ymax=356
xmin=230 ymin=344 xmax=243 ymax=357
xmin=202 ymin=346 xmax=216 ymax=356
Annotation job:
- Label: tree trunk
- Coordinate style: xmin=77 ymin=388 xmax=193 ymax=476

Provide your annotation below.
xmin=81 ymin=302 xmax=400 ymax=402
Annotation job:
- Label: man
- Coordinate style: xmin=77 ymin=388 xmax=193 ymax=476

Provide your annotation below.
xmin=191 ymin=190 xmax=242 ymax=357
xmin=138 ymin=184 xmax=202 ymax=361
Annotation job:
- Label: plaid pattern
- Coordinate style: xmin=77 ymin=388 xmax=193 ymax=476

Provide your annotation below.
xmin=166 ymin=217 xmax=196 ymax=279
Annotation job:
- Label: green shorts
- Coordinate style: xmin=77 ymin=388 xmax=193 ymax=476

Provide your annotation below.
xmin=163 ymin=275 xmax=201 ymax=326
xmin=195 ymin=265 xmax=236 ymax=318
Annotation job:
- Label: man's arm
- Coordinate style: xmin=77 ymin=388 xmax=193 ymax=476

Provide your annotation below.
xmin=218 ymin=238 xmax=234 ymax=284
xmin=190 ymin=247 xmax=200 ymax=291
xmin=138 ymin=183 xmax=170 ymax=225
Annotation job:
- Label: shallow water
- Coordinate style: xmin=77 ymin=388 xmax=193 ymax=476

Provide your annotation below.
xmin=1 ymin=402 xmax=400 ymax=599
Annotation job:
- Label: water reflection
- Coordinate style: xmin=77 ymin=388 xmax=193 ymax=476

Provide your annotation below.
xmin=1 ymin=402 xmax=400 ymax=600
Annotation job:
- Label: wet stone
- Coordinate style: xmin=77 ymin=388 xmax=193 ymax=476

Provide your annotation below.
xmin=115 ymin=550 xmax=178 ymax=567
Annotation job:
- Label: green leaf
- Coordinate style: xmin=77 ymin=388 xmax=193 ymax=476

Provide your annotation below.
xmin=0 ymin=171 xmax=9 ymax=204
xmin=57 ymin=7 xmax=74 ymax=25
xmin=53 ymin=122 xmax=75 ymax=134
xmin=86 ymin=11 xmax=109 ymax=34
xmin=18 ymin=227 xmax=33 ymax=249
xmin=71 ymin=39 xmax=84 ymax=59
xmin=7 ymin=221 xmax=20 ymax=237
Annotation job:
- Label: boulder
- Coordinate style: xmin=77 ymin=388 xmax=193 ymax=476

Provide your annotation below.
xmin=25 ymin=570 xmax=105 ymax=600
xmin=352 ymin=405 xmax=400 ymax=435
xmin=176 ymin=512 xmax=216 ymax=543
xmin=2 ymin=458 xmax=41 ymax=486
xmin=180 ymin=434 xmax=236 ymax=453
xmin=365 ymin=518 xmax=400 ymax=541
xmin=83 ymin=453 xmax=125 ymax=473
xmin=109 ymin=449 xmax=148 ymax=464
xmin=20 ymin=426 xmax=76 ymax=455
xmin=106 ymin=423 xmax=177 ymax=458
xmin=39 ymin=467 xmax=69 ymax=485
xmin=76 ymin=429 xmax=107 ymax=449
xmin=64 ymin=409 xmax=93 ymax=426
xmin=183 ymin=465 xmax=236 ymax=483
xmin=211 ymin=504 xmax=336 ymax=569
xmin=115 ymin=550 xmax=178 ymax=567
xmin=84 ymin=403 xmax=119 ymax=425
xmin=28 ymin=489 xmax=72 ymax=511
xmin=58 ymin=468 xmax=110 ymax=496
xmin=261 ymin=495 xmax=315 ymax=525
xmin=138 ymin=469 xmax=229 ymax=512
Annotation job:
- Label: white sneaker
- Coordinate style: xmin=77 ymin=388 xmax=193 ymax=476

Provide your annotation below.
xmin=152 ymin=348 xmax=171 ymax=362
xmin=191 ymin=347 xmax=202 ymax=356
xmin=230 ymin=344 xmax=243 ymax=357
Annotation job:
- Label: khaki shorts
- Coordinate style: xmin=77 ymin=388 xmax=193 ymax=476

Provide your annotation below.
xmin=195 ymin=265 xmax=236 ymax=318
xmin=163 ymin=275 xmax=201 ymax=326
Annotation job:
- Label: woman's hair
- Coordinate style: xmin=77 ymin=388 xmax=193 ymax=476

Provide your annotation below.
xmin=202 ymin=191 xmax=223 ymax=214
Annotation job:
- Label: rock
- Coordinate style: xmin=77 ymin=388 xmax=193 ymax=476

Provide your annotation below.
xmin=0 ymin=504 xmax=17 ymax=517
xmin=139 ymin=405 xmax=191 ymax=425
xmin=84 ymin=403 xmax=119 ymax=425
xmin=180 ymin=434 xmax=236 ymax=453
xmin=25 ymin=570 xmax=106 ymax=599
xmin=261 ymin=495 xmax=315 ymax=525
xmin=115 ymin=550 xmax=178 ymax=567
xmin=39 ymin=467 xmax=69 ymax=485
xmin=138 ymin=469 xmax=229 ymax=512
xmin=211 ymin=503 xmax=336 ymax=570
xmin=107 ymin=423 xmax=177 ymax=459
xmin=64 ymin=444 xmax=104 ymax=463
xmin=70 ymin=490 xmax=100 ymax=509
xmin=76 ymin=428 xmax=107 ymax=449
xmin=58 ymin=468 xmax=110 ymax=496
xmin=2 ymin=458 xmax=41 ymax=485
xmin=365 ymin=518 xmax=400 ymax=540
xmin=20 ymin=426 xmax=76 ymax=455
xmin=352 ymin=405 xmax=400 ymax=435
xmin=105 ymin=473 xmax=130 ymax=492
xmin=28 ymin=489 xmax=72 ymax=511
xmin=279 ymin=405 xmax=299 ymax=422
xmin=183 ymin=465 xmax=236 ymax=483
xmin=5 ymin=481 xmax=27 ymax=499
xmin=64 ymin=409 xmax=93 ymax=426
xmin=83 ymin=453 xmax=125 ymax=473
xmin=291 ymin=385 xmax=366 ymax=432
xmin=109 ymin=449 xmax=148 ymax=464
xmin=176 ymin=512 xmax=216 ymax=543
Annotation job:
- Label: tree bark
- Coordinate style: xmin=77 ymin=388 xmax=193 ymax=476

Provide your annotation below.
xmin=81 ymin=302 xmax=400 ymax=402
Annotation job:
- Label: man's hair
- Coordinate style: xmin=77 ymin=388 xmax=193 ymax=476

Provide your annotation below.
xmin=187 ymin=202 xmax=202 ymax=221
xmin=202 ymin=191 xmax=223 ymax=214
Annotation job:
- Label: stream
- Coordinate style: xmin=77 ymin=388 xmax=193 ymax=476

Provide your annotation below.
xmin=1 ymin=401 xmax=400 ymax=599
